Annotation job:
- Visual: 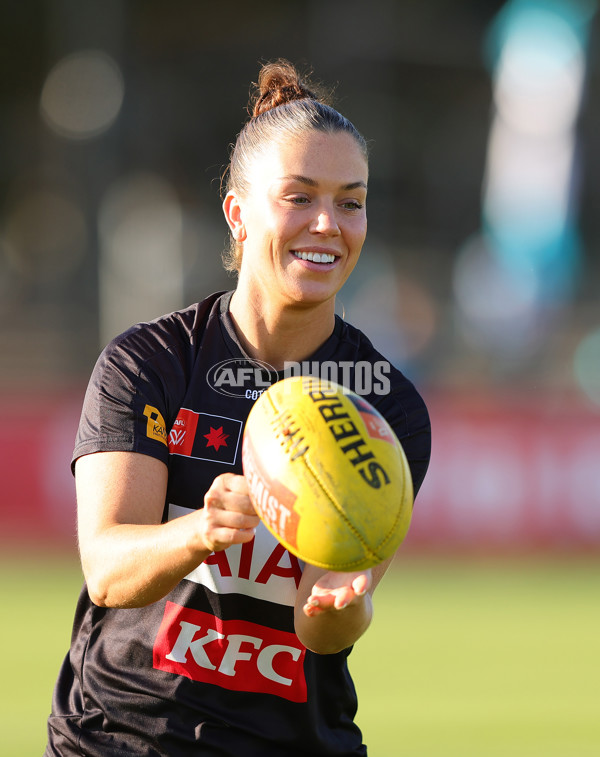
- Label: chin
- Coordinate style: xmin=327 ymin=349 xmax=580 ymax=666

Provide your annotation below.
xmin=286 ymin=281 xmax=338 ymax=307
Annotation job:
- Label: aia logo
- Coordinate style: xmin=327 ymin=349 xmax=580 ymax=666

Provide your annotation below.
xmin=206 ymin=358 xmax=275 ymax=399
xmin=169 ymin=409 xmax=242 ymax=465
xmin=167 ymin=504 xmax=303 ymax=607
xmin=154 ymin=603 xmax=307 ymax=702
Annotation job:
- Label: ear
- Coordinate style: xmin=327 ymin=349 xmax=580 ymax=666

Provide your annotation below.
xmin=223 ymin=191 xmax=247 ymax=243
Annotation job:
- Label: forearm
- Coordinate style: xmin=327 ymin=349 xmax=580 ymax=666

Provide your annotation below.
xmin=81 ymin=515 xmax=211 ymax=608
xmin=294 ymin=592 xmax=373 ymax=654
xmin=77 ymin=454 xmax=258 ymax=609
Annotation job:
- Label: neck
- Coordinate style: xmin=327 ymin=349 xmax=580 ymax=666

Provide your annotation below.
xmin=229 ymin=288 xmax=337 ymax=370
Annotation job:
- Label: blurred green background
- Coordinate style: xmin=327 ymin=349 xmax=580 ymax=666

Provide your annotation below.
xmin=1 ymin=554 xmax=598 ymax=756
xmin=2 ymin=1 xmax=600 ymax=755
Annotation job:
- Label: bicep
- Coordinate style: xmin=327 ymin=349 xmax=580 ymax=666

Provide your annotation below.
xmin=76 ymin=450 xmax=168 ymax=544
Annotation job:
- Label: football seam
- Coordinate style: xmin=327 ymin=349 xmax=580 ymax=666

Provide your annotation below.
xmin=302 ymin=454 xmax=383 ymax=565
xmin=265 ymin=382 xmax=411 ymax=568
xmin=370 ymin=447 xmax=412 ymax=552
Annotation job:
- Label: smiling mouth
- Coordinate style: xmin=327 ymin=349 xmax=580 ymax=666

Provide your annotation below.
xmin=292 ymin=251 xmax=336 ymax=264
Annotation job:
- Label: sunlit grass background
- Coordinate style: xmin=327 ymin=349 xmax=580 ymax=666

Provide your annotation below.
xmin=1 ymin=552 xmax=598 ymax=756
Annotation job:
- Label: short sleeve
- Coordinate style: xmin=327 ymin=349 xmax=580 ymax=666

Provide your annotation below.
xmin=72 ymin=322 xmax=189 ymax=471
xmin=372 ymin=379 xmax=431 ymax=499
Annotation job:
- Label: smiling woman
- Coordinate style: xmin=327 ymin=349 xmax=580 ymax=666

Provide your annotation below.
xmin=44 ymin=59 xmax=431 ymax=756
xmin=222 ymin=62 xmax=370 ymax=365
xmin=225 ymin=129 xmax=369 ymax=361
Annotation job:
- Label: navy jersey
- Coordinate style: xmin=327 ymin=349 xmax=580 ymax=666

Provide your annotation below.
xmin=46 ymin=291 xmax=431 ymax=756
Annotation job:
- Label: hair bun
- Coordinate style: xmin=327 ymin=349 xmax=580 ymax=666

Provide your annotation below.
xmin=250 ymin=59 xmax=320 ymax=118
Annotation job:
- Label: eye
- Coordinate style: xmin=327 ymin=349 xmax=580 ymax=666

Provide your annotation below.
xmin=341 ymin=200 xmax=364 ymax=211
xmin=286 ymin=195 xmax=310 ymax=205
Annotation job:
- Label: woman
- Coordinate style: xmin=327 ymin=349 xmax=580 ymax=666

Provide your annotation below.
xmin=45 ymin=60 xmax=431 ymax=756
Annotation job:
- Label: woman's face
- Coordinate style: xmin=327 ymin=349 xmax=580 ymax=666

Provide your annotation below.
xmin=226 ymin=129 xmax=368 ymax=308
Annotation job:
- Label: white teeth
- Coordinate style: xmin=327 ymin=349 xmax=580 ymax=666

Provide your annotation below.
xmin=294 ymin=251 xmax=335 ymax=264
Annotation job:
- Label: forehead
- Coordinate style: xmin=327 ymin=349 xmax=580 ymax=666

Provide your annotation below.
xmin=249 ymin=130 xmax=368 ymax=188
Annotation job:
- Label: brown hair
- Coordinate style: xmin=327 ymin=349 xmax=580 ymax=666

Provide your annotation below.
xmin=222 ymin=59 xmax=368 ymax=273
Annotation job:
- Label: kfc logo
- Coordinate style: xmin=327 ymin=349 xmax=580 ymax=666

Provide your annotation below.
xmin=154 ymin=603 xmax=307 ymax=702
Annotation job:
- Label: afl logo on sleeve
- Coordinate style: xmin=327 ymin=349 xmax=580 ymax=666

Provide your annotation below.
xmin=169 ymin=408 xmax=243 ymax=465
xmin=143 ymin=404 xmax=168 ymax=445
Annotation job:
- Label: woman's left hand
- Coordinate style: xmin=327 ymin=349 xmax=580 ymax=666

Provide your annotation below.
xmin=303 ymin=569 xmax=372 ymax=616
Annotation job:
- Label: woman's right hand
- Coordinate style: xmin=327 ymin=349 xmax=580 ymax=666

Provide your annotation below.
xmin=197 ymin=473 xmax=260 ymax=552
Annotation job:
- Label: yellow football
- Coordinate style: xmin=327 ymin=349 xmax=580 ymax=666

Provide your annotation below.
xmin=242 ymin=375 xmax=414 ymax=571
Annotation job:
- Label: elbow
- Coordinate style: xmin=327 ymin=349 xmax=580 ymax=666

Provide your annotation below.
xmin=83 ymin=563 xmax=155 ymax=609
xmin=80 ymin=545 xmax=132 ymax=608
xmin=86 ymin=582 xmax=110 ymax=608
xmin=79 ymin=540 xmax=113 ymax=607
xmin=297 ymin=624 xmax=369 ymax=655
xmin=302 ymin=638 xmax=351 ymax=656
xmin=81 ymin=556 xmax=121 ymax=608
xmin=83 ymin=568 xmax=113 ymax=608
xmin=85 ymin=578 xmax=141 ymax=609
xmin=84 ymin=572 xmax=148 ymax=608
xmin=295 ymin=610 xmax=372 ymax=655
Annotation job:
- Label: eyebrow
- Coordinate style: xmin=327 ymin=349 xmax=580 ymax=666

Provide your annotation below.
xmin=283 ymin=174 xmax=368 ymax=191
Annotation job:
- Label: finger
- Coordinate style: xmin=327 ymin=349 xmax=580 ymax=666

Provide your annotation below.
xmin=209 ymin=524 xmax=257 ymax=552
xmin=205 ymin=489 xmax=256 ymax=516
xmin=221 ymin=472 xmax=250 ymax=495
xmin=306 ymin=583 xmax=365 ymax=613
xmin=303 ymin=598 xmax=325 ymax=617
xmin=211 ymin=473 xmax=248 ymax=494
xmin=333 ymin=586 xmax=355 ymax=610
xmin=207 ymin=508 xmax=260 ymax=531
xmin=206 ymin=473 xmax=248 ymax=500
xmin=351 ymin=573 xmax=370 ymax=597
xmin=305 ymin=591 xmax=337 ymax=612
xmin=303 ymin=589 xmax=349 ymax=616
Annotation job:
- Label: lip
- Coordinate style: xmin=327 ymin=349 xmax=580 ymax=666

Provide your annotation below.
xmin=291 ymin=246 xmax=342 ymax=257
xmin=289 ymin=247 xmax=342 ymax=268
xmin=290 ymin=253 xmax=339 ymax=270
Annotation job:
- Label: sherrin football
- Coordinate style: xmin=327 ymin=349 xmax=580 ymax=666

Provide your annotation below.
xmin=242 ymin=375 xmax=414 ymax=571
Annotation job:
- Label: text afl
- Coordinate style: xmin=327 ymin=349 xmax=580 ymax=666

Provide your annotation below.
xmin=206 ymin=358 xmax=392 ymax=399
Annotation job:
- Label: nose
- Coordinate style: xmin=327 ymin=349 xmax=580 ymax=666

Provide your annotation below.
xmin=310 ymin=205 xmax=340 ymax=236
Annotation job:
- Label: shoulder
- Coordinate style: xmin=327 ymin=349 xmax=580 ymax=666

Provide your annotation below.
xmin=338 ymin=318 xmax=431 ymax=494
xmin=337 ymin=318 xmax=430 ymax=427
xmin=100 ymin=292 xmax=227 ymax=375
xmin=87 ymin=291 xmax=228 ymax=421
xmin=105 ymin=292 xmax=226 ymax=359
xmin=72 ymin=293 xmax=230 ymax=467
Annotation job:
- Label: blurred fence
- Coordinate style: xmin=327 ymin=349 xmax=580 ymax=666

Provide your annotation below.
xmin=411 ymin=393 xmax=600 ymax=553
xmin=2 ymin=389 xmax=599 ymax=554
